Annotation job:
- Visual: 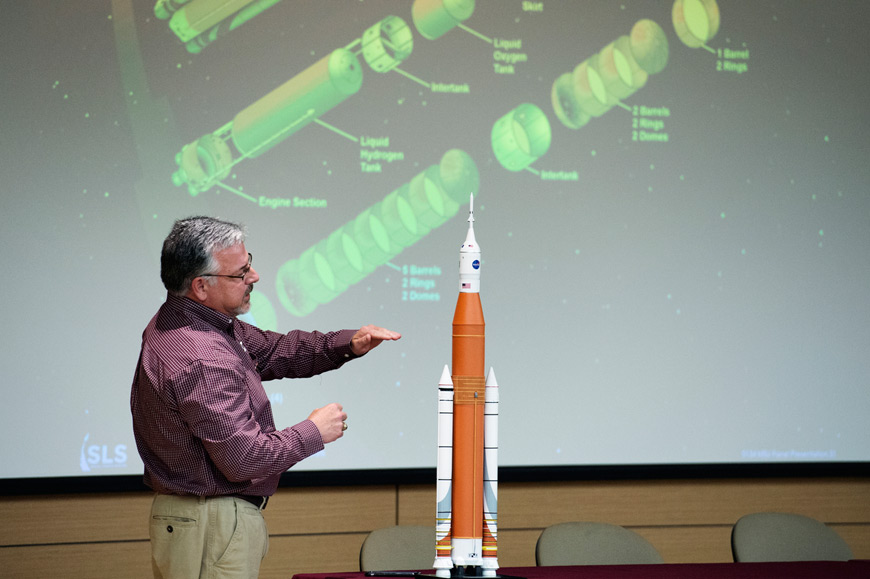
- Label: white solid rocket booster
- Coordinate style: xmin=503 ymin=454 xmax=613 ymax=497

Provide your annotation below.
xmin=482 ymin=367 xmax=499 ymax=576
xmin=434 ymin=365 xmax=454 ymax=576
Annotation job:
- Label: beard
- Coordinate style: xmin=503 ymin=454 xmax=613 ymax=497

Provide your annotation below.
xmin=230 ymin=286 xmax=253 ymax=317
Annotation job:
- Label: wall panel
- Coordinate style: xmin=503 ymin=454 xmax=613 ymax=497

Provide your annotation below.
xmin=1 ymin=477 xmax=868 ymax=579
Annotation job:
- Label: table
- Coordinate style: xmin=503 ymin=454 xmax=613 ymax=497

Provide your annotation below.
xmin=293 ymin=560 xmax=870 ymax=579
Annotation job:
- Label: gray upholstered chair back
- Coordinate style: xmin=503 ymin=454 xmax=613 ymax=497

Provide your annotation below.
xmin=536 ymin=521 xmax=664 ymax=566
xmin=359 ymin=525 xmax=435 ymax=572
xmin=731 ymin=512 xmax=853 ymax=562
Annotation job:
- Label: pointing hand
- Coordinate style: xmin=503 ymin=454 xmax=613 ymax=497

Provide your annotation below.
xmin=351 ymin=325 xmax=401 ymax=356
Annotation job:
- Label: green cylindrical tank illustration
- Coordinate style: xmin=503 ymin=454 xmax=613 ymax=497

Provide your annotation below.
xmin=572 ymin=55 xmax=613 ymax=118
xmin=171 ymin=132 xmax=234 ymax=194
xmin=353 ymin=207 xmax=401 ymax=269
xmin=232 ymin=48 xmax=363 ymax=158
xmin=407 ymin=166 xmax=461 ymax=231
xmin=630 ymin=19 xmax=669 ymax=74
xmin=165 ymin=0 xmax=242 ymax=42
xmin=412 ymin=0 xmax=475 ymax=40
xmin=672 ymin=0 xmax=720 ymax=49
xmin=276 ymin=149 xmax=479 ymax=317
xmin=550 ymin=20 xmax=668 ymax=131
xmin=362 ymin=15 xmax=414 ymax=73
xmin=597 ymin=36 xmax=647 ymax=101
xmin=491 ymin=103 xmax=552 ymax=172
xmin=154 ymin=0 xmax=183 ymax=20
xmin=551 ymin=72 xmax=590 ymax=130
xmin=155 ymin=0 xmax=285 ymax=52
xmin=275 ymin=259 xmax=317 ymax=319
xmin=379 ymin=185 xmax=424 ymax=250
xmin=323 ymin=229 xmax=367 ymax=287
xmin=169 ymin=12 xmax=419 ymax=194
xmin=184 ymin=0 xmax=285 ymax=53
xmin=171 ymin=48 xmax=363 ymax=195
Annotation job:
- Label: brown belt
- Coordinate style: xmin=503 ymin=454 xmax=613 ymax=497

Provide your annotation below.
xmin=228 ymin=494 xmax=268 ymax=510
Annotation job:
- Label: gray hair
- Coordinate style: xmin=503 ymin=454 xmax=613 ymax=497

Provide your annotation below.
xmin=160 ymin=216 xmax=246 ymax=295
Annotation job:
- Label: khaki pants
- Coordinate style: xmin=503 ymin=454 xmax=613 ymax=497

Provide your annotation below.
xmin=150 ymin=494 xmax=269 ymax=579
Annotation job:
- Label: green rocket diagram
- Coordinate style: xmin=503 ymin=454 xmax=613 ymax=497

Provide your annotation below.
xmin=137 ymin=0 xmax=724 ymax=319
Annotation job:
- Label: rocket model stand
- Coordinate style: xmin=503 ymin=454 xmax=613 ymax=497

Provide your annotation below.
xmin=431 ymin=195 xmax=515 ymax=579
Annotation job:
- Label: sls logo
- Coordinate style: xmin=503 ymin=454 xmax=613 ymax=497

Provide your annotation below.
xmin=80 ymin=433 xmax=128 ymax=472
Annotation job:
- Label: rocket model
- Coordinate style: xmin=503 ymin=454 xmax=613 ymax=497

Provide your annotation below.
xmin=435 ymin=194 xmax=499 ymax=577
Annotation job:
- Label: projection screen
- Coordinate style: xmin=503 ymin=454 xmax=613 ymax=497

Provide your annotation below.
xmin=2 ymin=0 xmax=868 ymax=484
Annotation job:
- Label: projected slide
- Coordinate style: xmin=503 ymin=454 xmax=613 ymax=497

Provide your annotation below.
xmin=2 ymin=0 xmax=868 ymax=480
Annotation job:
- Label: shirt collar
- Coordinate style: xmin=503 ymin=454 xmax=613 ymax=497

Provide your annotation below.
xmin=166 ymin=293 xmax=235 ymax=335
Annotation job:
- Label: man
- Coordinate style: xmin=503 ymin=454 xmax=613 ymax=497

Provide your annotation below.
xmin=131 ymin=216 xmax=401 ymax=578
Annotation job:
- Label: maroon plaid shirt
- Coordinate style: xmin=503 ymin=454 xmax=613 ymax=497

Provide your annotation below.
xmin=131 ymin=294 xmax=357 ymax=496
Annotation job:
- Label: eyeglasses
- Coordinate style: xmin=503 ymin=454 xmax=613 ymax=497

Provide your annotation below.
xmin=200 ymin=253 xmax=253 ymax=281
